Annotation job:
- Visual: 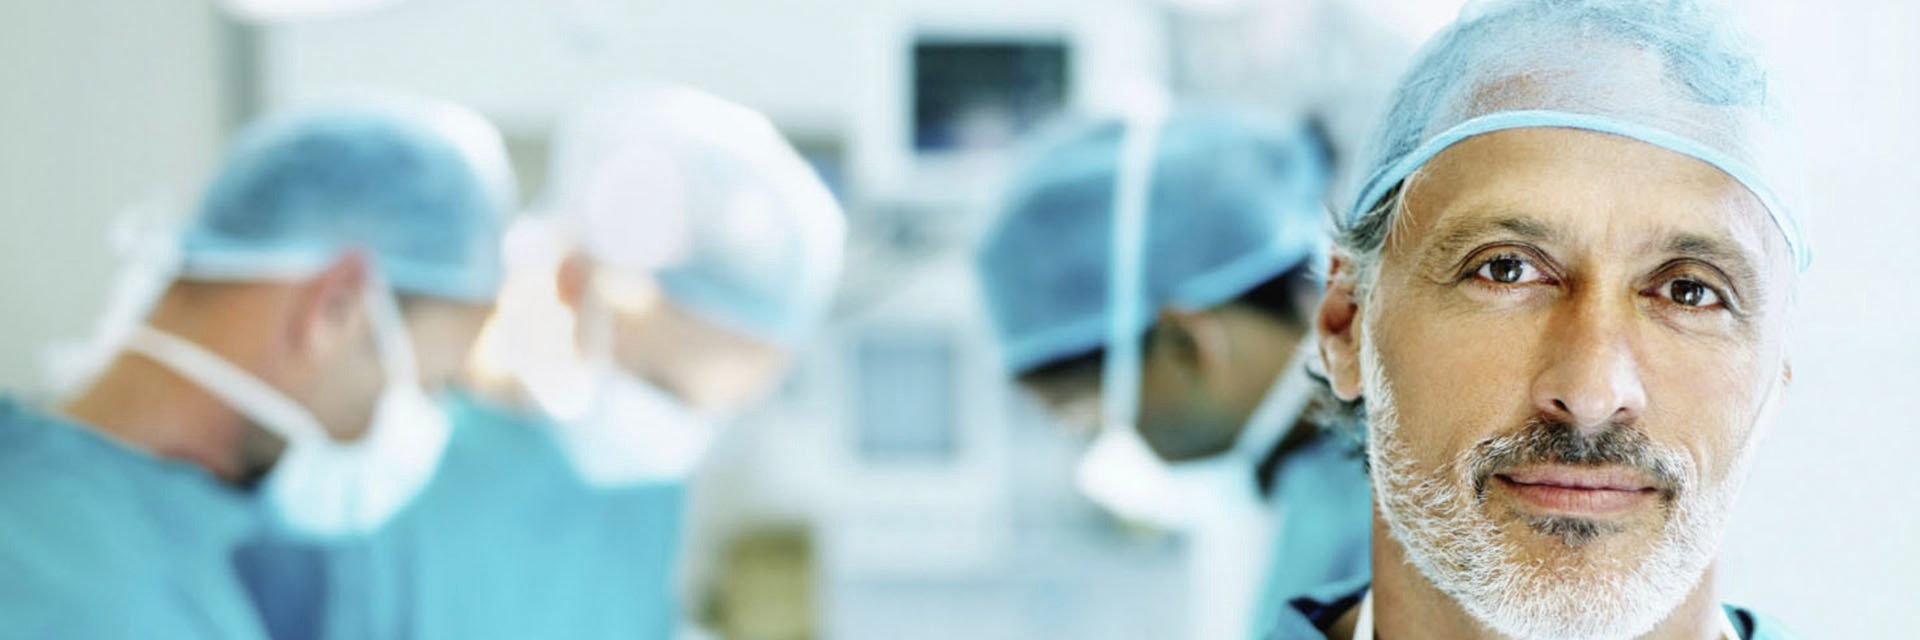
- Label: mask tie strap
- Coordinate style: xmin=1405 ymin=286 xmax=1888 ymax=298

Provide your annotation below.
xmin=123 ymin=326 xmax=332 ymax=447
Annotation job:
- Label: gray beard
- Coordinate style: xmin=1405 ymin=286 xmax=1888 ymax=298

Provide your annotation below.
xmin=1358 ymin=329 xmax=1765 ymax=640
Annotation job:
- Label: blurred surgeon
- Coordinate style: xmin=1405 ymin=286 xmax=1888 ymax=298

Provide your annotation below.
xmin=975 ymin=106 xmax=1367 ymax=640
xmin=0 ymin=97 xmax=514 ymax=638
xmin=250 ymin=83 xmax=846 ymax=640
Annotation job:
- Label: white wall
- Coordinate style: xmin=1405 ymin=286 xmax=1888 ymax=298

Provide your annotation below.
xmin=1715 ymin=1 xmax=1920 ymax=636
xmin=258 ymin=0 xmax=876 ymax=135
xmin=0 ymin=1 xmax=230 ymax=394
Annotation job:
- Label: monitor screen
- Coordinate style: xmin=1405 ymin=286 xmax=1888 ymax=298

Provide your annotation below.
xmin=912 ymin=39 xmax=1071 ymax=153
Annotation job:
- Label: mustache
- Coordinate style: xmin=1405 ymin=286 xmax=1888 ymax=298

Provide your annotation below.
xmin=1467 ymin=418 xmax=1687 ymax=501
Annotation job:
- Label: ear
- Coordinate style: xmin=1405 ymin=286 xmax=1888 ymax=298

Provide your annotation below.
xmin=287 ymin=252 xmax=369 ymax=361
xmin=1153 ymin=306 xmax=1231 ymax=381
xmin=1316 ymin=253 xmax=1365 ymax=401
xmin=1780 ymin=358 xmax=1793 ymax=388
xmin=555 ymin=251 xmax=592 ymax=313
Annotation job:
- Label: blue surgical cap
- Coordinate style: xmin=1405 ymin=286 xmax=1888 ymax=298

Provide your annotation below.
xmin=538 ymin=84 xmax=847 ymax=346
xmin=976 ymin=107 xmax=1333 ymax=375
xmin=183 ymin=97 xmax=517 ymax=301
xmin=1349 ymin=0 xmax=1810 ymax=270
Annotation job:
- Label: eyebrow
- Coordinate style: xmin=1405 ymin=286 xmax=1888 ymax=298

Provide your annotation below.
xmin=1421 ymin=214 xmax=1563 ymax=266
xmin=1664 ymin=233 xmax=1751 ymax=268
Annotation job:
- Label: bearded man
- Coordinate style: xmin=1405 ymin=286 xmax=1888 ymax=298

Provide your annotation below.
xmin=1279 ymin=1 xmax=1809 ymax=638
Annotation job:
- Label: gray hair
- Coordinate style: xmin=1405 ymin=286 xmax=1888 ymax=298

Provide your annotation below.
xmin=1309 ymin=179 xmax=1415 ymax=448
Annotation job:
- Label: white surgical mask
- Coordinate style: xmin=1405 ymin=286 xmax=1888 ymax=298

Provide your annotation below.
xmin=123 ymin=274 xmax=450 ymax=537
xmin=1075 ymin=343 xmax=1317 ymax=529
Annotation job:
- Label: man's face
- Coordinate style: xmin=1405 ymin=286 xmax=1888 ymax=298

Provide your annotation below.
xmin=1343 ymin=128 xmax=1794 ymax=638
xmin=1018 ymin=310 xmax=1284 ymax=462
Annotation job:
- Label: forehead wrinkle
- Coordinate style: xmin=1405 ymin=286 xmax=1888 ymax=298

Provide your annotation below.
xmin=1386 ymin=136 xmax=1582 ymax=274
xmin=1401 ymin=131 xmax=1791 ymax=294
xmin=1418 ymin=211 xmax=1565 ymax=270
xmin=1661 ymin=232 xmax=1757 ymax=276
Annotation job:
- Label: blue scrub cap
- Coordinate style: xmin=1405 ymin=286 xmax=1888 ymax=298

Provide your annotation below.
xmin=183 ymin=96 xmax=517 ymax=301
xmin=1348 ymin=0 xmax=1810 ymax=270
xmin=537 ymin=84 xmax=847 ymax=346
xmin=976 ymin=106 xmax=1333 ymax=375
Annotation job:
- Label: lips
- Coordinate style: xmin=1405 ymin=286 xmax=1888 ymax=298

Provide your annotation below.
xmin=1501 ymin=466 xmax=1659 ymax=492
xmin=1494 ymin=465 xmax=1661 ymax=515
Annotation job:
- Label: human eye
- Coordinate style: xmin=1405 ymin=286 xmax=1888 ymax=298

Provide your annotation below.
xmin=1649 ymin=276 xmax=1728 ymax=312
xmin=1466 ymin=251 xmax=1552 ymax=286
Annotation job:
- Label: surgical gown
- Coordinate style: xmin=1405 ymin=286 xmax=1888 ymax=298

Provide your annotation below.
xmin=239 ymin=390 xmax=688 ymax=640
xmin=1246 ymin=431 xmax=1372 ymax=640
xmin=0 ymin=398 xmax=273 ymax=639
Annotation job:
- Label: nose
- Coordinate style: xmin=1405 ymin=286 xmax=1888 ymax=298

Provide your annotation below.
xmin=1531 ymin=298 xmax=1647 ymax=431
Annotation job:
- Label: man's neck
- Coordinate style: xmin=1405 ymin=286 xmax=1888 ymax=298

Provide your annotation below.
xmin=1349 ymin=509 xmax=1729 ymax=640
xmin=58 ymin=352 xmax=267 ymax=483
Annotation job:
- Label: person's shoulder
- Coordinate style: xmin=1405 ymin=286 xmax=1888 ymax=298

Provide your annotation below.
xmin=0 ymin=398 xmax=128 ymax=491
xmin=0 ymin=397 xmax=154 ymax=485
xmin=0 ymin=544 xmax=146 ymax=635
xmin=0 ymin=397 xmax=73 ymax=451
xmin=0 ymin=397 xmax=164 ymax=552
xmin=0 ymin=402 xmax=150 ymax=629
xmin=1724 ymin=604 xmax=1802 ymax=640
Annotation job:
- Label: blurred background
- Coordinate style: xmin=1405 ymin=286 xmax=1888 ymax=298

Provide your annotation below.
xmin=1 ymin=0 xmax=1915 ymax=638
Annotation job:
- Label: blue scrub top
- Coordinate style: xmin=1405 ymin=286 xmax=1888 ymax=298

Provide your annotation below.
xmin=239 ymin=390 xmax=689 ymax=640
xmin=1248 ymin=432 xmax=1373 ymax=640
xmin=0 ymin=398 xmax=272 ymax=639
xmin=1265 ymin=579 xmax=1802 ymax=639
